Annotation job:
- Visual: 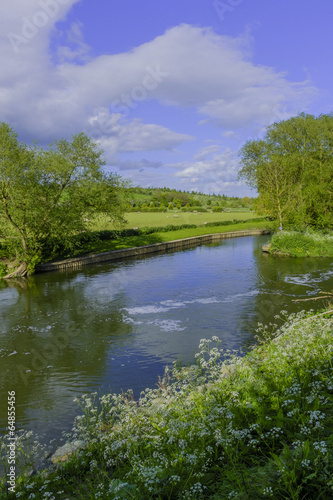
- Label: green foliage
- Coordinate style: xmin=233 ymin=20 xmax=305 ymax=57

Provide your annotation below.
xmin=270 ymin=230 xmax=333 ymax=257
xmin=45 ymin=219 xmax=271 ymax=259
xmin=47 ymin=218 xmax=268 ymax=259
xmin=127 ymin=187 xmax=250 ymax=212
xmin=0 ymin=123 xmax=129 ymax=276
xmin=5 ymin=310 xmax=333 ymax=499
xmin=128 ymin=206 xmax=167 ymax=213
xmin=238 ymin=113 xmax=333 ymax=229
xmin=0 ymin=262 xmax=7 ymax=278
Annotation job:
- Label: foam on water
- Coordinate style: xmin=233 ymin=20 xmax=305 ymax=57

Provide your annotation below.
xmin=122 ymin=317 xmax=144 ymax=325
xmin=189 ymin=297 xmax=220 ymax=304
xmin=124 ymin=292 xmax=261 ymax=317
xmin=146 ymin=319 xmax=187 ymax=332
xmin=285 ymin=269 xmax=333 ymax=286
xmin=124 ymin=305 xmax=171 ymax=315
xmin=160 ymin=300 xmax=186 ymax=308
xmin=222 ymin=290 xmax=260 ymax=302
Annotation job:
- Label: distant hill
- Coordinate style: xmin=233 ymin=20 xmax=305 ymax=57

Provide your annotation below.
xmin=126 ymin=186 xmax=254 ymax=211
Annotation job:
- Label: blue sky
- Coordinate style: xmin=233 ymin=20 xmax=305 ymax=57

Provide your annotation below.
xmin=1 ymin=0 xmax=332 ymax=196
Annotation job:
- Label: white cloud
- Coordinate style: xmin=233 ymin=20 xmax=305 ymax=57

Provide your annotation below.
xmin=56 ymin=21 xmax=91 ymax=63
xmin=89 ymin=111 xmax=193 ymax=157
xmin=170 ymin=148 xmax=247 ymax=195
xmin=199 ymin=83 xmax=313 ymax=129
xmin=55 ymin=24 xmax=314 ymax=127
xmin=222 ymin=130 xmax=238 ymax=138
xmin=0 ymin=5 xmax=316 ymax=166
xmin=193 ymin=144 xmax=220 ymax=161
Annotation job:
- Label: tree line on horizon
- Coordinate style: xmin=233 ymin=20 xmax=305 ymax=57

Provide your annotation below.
xmin=126 ymin=186 xmax=253 ymax=210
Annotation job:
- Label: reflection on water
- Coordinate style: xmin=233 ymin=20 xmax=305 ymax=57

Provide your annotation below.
xmin=1 ymin=235 xmax=332 ymax=439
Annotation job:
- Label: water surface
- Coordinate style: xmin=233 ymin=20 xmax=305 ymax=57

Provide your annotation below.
xmin=1 ymin=235 xmax=332 ymax=439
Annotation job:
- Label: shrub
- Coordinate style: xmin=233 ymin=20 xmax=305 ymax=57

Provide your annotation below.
xmin=270 ymin=229 xmax=333 ymax=257
xmin=0 ymin=262 xmax=8 ymax=278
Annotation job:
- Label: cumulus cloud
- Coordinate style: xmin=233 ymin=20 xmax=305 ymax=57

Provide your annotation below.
xmin=56 ymin=21 xmax=91 ymax=63
xmin=170 ymin=148 xmax=247 ymax=195
xmin=88 ymin=111 xmax=193 ymax=157
xmin=194 ymin=144 xmax=220 ymax=161
xmin=0 ymin=4 xmax=316 ymax=167
xmin=55 ymin=24 xmax=314 ymax=129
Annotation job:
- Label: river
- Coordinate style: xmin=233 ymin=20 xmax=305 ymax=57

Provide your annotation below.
xmin=1 ymin=234 xmax=333 ymax=440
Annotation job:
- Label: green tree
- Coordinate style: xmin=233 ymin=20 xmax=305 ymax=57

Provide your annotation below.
xmin=241 ymin=196 xmax=252 ymax=207
xmin=238 ymin=113 xmax=333 ymax=229
xmin=0 ymin=123 xmax=129 ymax=278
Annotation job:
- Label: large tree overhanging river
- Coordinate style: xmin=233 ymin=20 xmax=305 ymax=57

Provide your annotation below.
xmin=1 ymin=235 xmax=333 ymax=440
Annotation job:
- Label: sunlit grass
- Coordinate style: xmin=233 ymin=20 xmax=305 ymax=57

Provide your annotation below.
xmin=71 ymin=219 xmax=274 ymax=257
xmin=91 ymin=210 xmax=259 ymax=231
xmin=270 ymin=229 xmax=333 ymax=257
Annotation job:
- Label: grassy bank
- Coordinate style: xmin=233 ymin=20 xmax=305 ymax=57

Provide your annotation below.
xmin=61 ymin=219 xmax=274 ymax=258
xmin=270 ymin=230 xmax=333 ymax=257
xmin=0 ymin=215 xmax=271 ymax=276
xmin=2 ymin=309 xmax=333 ymax=499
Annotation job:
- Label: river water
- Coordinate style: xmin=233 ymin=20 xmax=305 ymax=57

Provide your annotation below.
xmin=1 ymin=235 xmax=333 ymax=440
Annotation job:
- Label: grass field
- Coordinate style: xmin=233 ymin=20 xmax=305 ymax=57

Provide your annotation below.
xmin=91 ymin=210 xmax=259 ymax=231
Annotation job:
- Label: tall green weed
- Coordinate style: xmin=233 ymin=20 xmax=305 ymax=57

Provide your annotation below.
xmin=270 ymin=229 xmax=333 ymax=257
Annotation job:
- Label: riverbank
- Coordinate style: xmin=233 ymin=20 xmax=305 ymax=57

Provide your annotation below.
xmin=3 ymin=309 xmax=333 ymax=499
xmin=35 ymin=218 xmax=274 ymax=273
xmin=36 ymin=227 xmax=271 ymax=273
xmin=0 ymin=217 xmax=273 ymax=278
xmin=270 ymin=230 xmax=333 ymax=257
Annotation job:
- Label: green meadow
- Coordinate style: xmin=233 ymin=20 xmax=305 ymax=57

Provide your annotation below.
xmin=91 ymin=210 xmax=259 ymax=231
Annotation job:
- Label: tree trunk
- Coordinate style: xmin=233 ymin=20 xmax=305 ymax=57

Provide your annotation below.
xmin=3 ymin=262 xmax=28 ymax=279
